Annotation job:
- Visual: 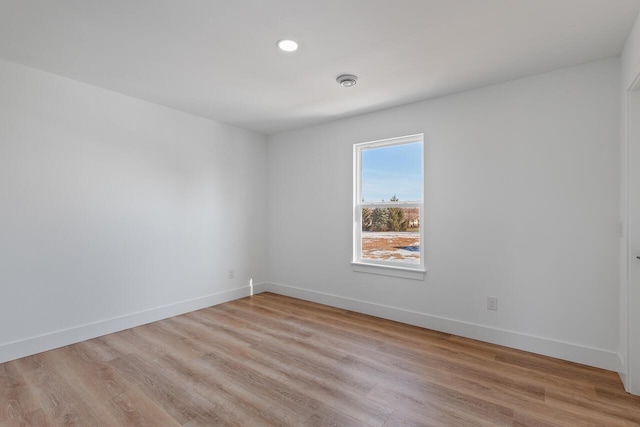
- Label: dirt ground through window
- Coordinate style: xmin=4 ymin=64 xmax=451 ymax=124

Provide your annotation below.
xmin=361 ymin=232 xmax=420 ymax=263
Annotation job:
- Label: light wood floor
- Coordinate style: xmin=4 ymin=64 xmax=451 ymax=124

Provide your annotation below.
xmin=1 ymin=292 xmax=639 ymax=426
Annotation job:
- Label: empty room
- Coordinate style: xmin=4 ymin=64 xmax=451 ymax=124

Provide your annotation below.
xmin=3 ymin=0 xmax=640 ymax=425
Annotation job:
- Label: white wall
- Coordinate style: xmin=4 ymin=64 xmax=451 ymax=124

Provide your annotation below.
xmin=267 ymin=58 xmax=621 ymax=370
xmin=0 ymin=58 xmax=267 ymax=362
xmin=620 ymin=12 xmax=640 ymax=392
xmin=623 ymin=14 xmax=640 ymax=90
xmin=0 ymin=52 xmax=625 ymax=374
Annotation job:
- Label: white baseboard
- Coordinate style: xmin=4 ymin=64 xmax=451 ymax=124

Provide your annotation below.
xmin=0 ymin=284 xmax=267 ymax=365
xmin=1 ymin=281 xmax=620 ymax=374
xmin=252 ymin=281 xmax=268 ymax=295
xmin=264 ymin=282 xmax=621 ymax=372
xmin=618 ymin=353 xmax=628 ymax=390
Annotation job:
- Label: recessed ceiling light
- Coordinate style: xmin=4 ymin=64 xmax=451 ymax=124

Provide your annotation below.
xmin=337 ymin=74 xmax=358 ymax=87
xmin=277 ymin=39 xmax=298 ymax=52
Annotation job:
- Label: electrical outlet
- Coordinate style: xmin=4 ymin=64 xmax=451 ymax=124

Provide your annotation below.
xmin=228 ymin=269 xmax=234 ymax=279
xmin=487 ymin=296 xmax=498 ymax=311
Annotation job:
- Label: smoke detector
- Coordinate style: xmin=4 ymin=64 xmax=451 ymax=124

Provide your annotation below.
xmin=336 ymin=74 xmax=358 ymax=87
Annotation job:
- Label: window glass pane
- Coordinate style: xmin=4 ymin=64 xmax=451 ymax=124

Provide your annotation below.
xmin=361 ymin=142 xmax=422 ymax=203
xmin=361 ymin=207 xmax=420 ymax=265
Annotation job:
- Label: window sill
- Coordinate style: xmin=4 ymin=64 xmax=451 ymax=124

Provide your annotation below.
xmin=351 ymin=262 xmax=426 ymax=281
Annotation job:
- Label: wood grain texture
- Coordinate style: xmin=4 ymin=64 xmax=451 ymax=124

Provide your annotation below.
xmin=1 ymin=292 xmax=638 ymax=426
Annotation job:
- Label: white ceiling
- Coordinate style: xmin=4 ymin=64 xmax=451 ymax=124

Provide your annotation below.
xmin=0 ymin=0 xmax=639 ymax=135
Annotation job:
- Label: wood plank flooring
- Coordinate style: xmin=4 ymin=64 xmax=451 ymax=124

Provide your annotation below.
xmin=1 ymin=292 xmax=639 ymax=426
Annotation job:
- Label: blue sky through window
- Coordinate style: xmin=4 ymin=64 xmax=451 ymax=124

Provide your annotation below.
xmin=361 ymin=141 xmax=422 ymax=202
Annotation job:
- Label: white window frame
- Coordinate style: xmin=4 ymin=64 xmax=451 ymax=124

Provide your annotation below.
xmin=352 ymin=133 xmax=426 ymax=280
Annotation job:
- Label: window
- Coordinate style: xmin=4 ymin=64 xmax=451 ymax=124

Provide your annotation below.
xmin=353 ymin=134 xmax=425 ymax=279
